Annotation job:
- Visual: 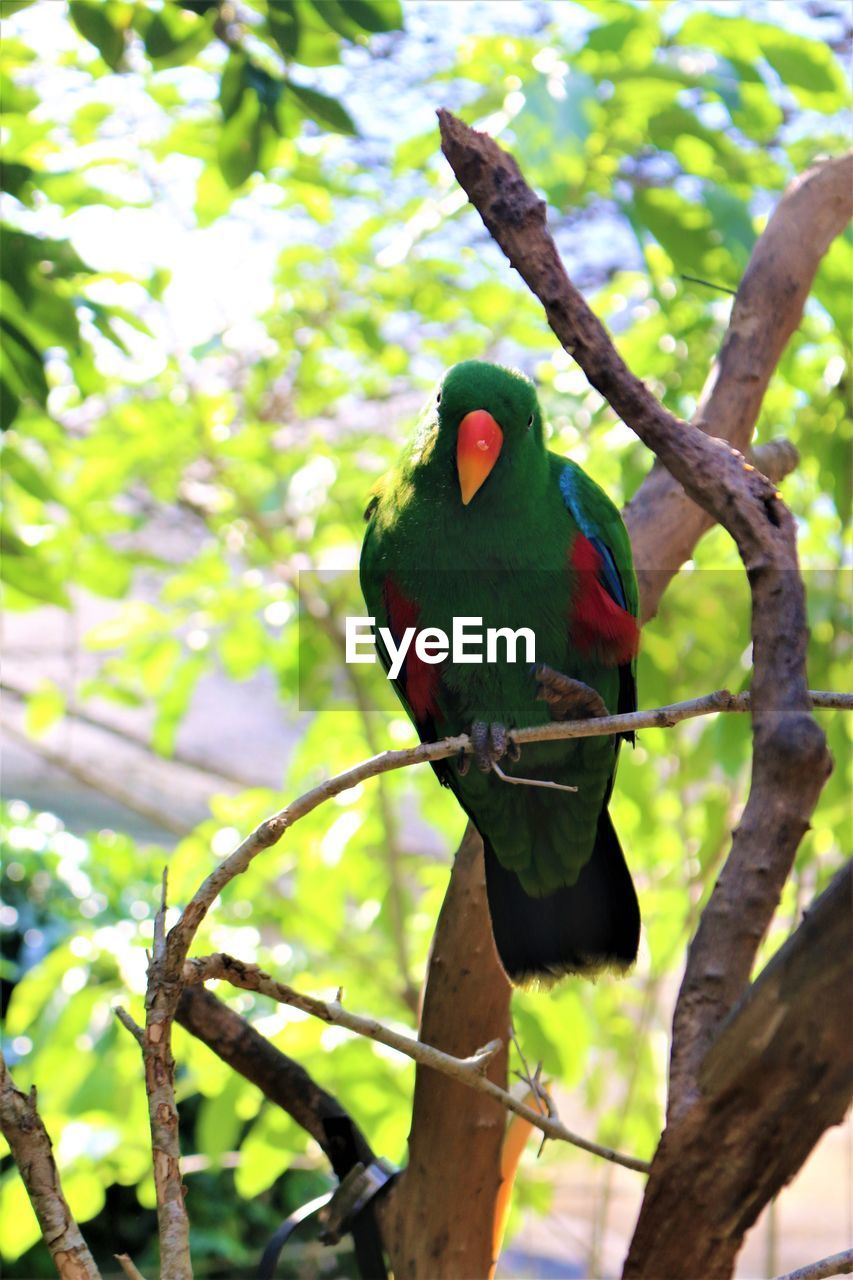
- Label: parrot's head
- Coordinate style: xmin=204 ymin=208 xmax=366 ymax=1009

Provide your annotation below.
xmin=433 ymin=360 xmax=545 ymax=507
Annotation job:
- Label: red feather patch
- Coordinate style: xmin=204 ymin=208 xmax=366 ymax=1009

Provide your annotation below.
xmin=570 ymin=535 xmax=640 ymax=666
xmin=383 ymin=578 xmax=441 ymax=723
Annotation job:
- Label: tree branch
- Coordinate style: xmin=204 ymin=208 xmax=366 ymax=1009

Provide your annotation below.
xmin=175 ymin=986 xmax=377 ymax=1175
xmin=163 ymin=685 xmax=852 ymax=964
xmin=774 ymin=1249 xmax=853 ymax=1280
xmin=0 ymin=720 xmax=192 ymax=838
xmin=136 ymin=873 xmax=192 ymax=1280
xmin=182 ymin=952 xmax=649 ymax=1174
xmin=629 ymin=152 xmax=851 ymax=621
xmin=624 ymin=862 xmax=853 ymax=1278
xmin=0 ymin=1053 xmax=101 ymax=1280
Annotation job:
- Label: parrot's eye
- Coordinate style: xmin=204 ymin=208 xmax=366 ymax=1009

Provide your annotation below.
xmin=436 ymin=391 xmax=442 ymax=405
xmin=527 ymin=414 xmax=534 ymax=429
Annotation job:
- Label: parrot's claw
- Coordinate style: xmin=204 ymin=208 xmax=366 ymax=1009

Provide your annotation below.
xmin=532 ymin=665 xmax=609 ymax=721
xmin=471 ymin=720 xmax=515 ymax=772
xmin=507 ymin=735 xmax=522 ymax=763
xmin=456 ymin=747 xmax=470 ymax=776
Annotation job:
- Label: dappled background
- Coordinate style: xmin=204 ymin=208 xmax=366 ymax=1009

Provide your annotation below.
xmin=1 ymin=1 xmax=850 ymax=1276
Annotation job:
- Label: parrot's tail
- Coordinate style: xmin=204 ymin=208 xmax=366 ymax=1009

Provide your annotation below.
xmin=483 ymin=809 xmax=640 ymax=986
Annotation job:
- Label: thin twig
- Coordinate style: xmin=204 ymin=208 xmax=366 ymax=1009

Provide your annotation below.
xmin=115 ymin=1006 xmax=145 ymax=1047
xmin=0 ymin=720 xmax=191 ymax=838
xmin=114 ymin=1255 xmax=148 ymax=1280
xmin=0 ymin=677 xmax=253 ymax=791
xmin=168 ymin=687 xmax=849 ymax=959
xmin=153 ymin=868 xmax=168 ymax=963
xmin=183 ymin=953 xmax=650 ymax=1174
xmin=774 ymin=1249 xmax=853 ymax=1280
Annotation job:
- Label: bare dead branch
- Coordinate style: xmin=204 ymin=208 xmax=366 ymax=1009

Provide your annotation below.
xmin=774 ymin=1248 xmax=853 ymax=1280
xmin=183 ymin=952 xmax=650 ymax=1174
xmin=624 ymin=863 xmax=853 ymax=1277
xmin=0 ymin=678 xmax=252 ymax=791
xmin=175 ymin=985 xmax=377 ymax=1174
xmin=114 ymin=1006 xmax=145 ymax=1048
xmin=114 ymin=1255 xmax=148 ymax=1280
xmin=626 ymin=153 xmax=852 ymax=621
xmin=139 ymin=868 xmax=192 ymax=1280
xmin=0 ymin=1053 xmax=101 ymax=1280
xmin=0 ymin=720 xmax=191 ymax=838
xmin=163 ymin=686 xmax=849 ymax=974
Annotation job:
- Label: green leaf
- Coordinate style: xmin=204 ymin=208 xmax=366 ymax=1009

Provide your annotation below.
xmin=69 ymin=0 xmax=125 ymax=70
xmin=306 ymin=0 xmax=361 ymax=39
xmin=762 ymin=33 xmax=849 ymax=109
xmin=219 ymin=50 xmax=247 ymax=120
xmin=1 ymin=443 xmax=56 ymax=500
xmin=0 ymin=72 xmax=38 ymax=116
xmin=143 ymin=4 xmax=215 ymax=68
xmin=289 ymin=0 xmax=342 ymax=65
xmin=267 ymin=0 xmax=301 ymax=58
xmin=677 ymin=13 xmax=848 ymax=112
xmin=152 ymin=653 xmax=207 ymax=755
xmin=218 ymin=90 xmax=263 ymax=189
xmin=0 ymin=317 xmax=48 ymax=405
xmin=85 ymin=602 xmax=166 ymax=650
xmin=0 ymin=548 xmax=70 ymax=607
xmin=287 ymin=81 xmax=357 ymax=135
xmin=1 ymin=378 xmax=20 ymax=430
xmin=0 ymin=1174 xmax=42 ymax=1262
xmin=629 ymin=188 xmax=719 ymax=275
xmin=25 ymin=681 xmax=66 ymax=737
xmin=0 ymin=161 xmax=33 ymax=200
xmin=345 ymin=0 xmax=403 ymax=34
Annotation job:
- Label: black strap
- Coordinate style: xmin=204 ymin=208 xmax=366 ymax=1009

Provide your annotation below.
xmin=257 ymin=1115 xmax=396 ymax=1280
xmin=257 ymin=1192 xmax=333 ymax=1280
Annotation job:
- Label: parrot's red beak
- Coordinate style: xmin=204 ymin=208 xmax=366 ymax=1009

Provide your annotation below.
xmin=457 ymin=410 xmax=503 ymax=505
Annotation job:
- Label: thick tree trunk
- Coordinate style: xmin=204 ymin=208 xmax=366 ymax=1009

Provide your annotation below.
xmin=385 ymin=823 xmax=511 ymax=1278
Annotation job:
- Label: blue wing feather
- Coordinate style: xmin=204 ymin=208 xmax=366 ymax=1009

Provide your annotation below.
xmin=558 ymin=465 xmax=628 ymax=610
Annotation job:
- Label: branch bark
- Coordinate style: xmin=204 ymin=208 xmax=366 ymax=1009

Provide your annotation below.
xmin=182 ymin=947 xmax=648 ymax=1173
xmin=0 ymin=1053 xmax=101 ymax=1280
xmin=624 ymin=863 xmax=853 ymax=1278
xmin=176 ymin=986 xmax=376 ymax=1174
xmin=386 ymin=824 xmax=511 ymax=1278
xmin=774 ymin=1249 xmax=853 ymax=1280
xmin=626 ymin=153 xmax=852 ymax=621
xmin=435 ymin=108 xmax=846 ymax=1278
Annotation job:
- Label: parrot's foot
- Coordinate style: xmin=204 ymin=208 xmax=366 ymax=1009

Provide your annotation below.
xmin=533 ymin=665 xmax=609 ymax=721
xmin=470 ymin=720 xmax=520 ymax=772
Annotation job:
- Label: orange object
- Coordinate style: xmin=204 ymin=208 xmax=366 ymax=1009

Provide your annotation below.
xmin=490 ymin=1082 xmax=548 ymax=1278
xmin=456 ymin=409 xmax=503 ymax=505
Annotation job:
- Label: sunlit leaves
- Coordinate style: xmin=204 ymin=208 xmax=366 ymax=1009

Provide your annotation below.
xmin=139 ymin=1 xmax=216 ymax=68
xmin=69 ymin=0 xmax=128 ymax=70
xmin=287 ymin=81 xmax=358 ymax=135
xmin=677 ymin=13 xmax=850 ymax=111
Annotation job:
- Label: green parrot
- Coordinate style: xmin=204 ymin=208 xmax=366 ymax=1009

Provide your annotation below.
xmin=359 ymin=360 xmax=640 ymax=986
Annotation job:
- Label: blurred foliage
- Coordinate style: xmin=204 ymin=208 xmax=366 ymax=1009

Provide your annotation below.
xmin=1 ymin=0 xmax=850 ymax=1275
